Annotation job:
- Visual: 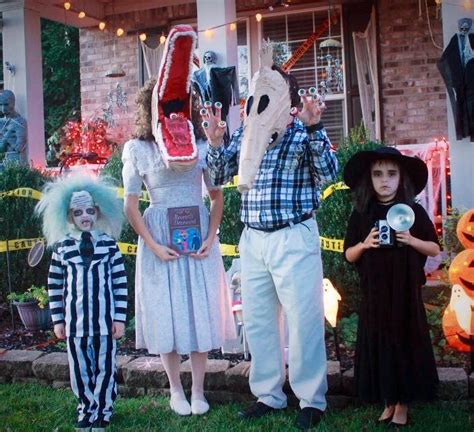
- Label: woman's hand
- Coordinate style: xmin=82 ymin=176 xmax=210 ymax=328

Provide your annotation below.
xmin=200 ymin=102 xmax=226 ymax=147
xmin=396 ymin=230 xmax=413 ymax=246
xmin=295 ymin=88 xmax=326 ymax=126
xmin=189 ymin=237 xmax=214 ymax=260
xmin=148 ymin=242 xmax=180 ymax=261
xmin=362 ymin=227 xmax=380 ymax=249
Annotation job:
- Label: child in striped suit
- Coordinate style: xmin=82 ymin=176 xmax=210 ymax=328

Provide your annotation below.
xmin=36 ymin=176 xmax=127 ymax=432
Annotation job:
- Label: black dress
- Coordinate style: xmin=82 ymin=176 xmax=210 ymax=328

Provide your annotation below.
xmin=344 ymin=201 xmax=439 ymax=404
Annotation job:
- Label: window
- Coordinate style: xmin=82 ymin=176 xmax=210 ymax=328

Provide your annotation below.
xmin=261 ymin=8 xmax=345 ymax=146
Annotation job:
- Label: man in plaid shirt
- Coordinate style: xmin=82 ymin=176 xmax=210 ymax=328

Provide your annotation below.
xmin=204 ymin=66 xmax=337 ymax=430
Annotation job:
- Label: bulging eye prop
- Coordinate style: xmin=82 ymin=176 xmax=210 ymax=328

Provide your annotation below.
xmin=170 ymin=113 xmax=178 ymax=120
xmin=218 ymin=120 xmax=227 ymax=128
xmin=214 ymin=101 xmax=222 ymax=109
xmin=203 ymin=101 xmax=212 ymax=108
xmin=202 ymin=120 xmax=209 ymax=129
xmin=308 ymin=87 xmax=317 ymax=96
xmin=200 ymin=108 xmax=209 ymax=116
xmin=298 ymin=88 xmax=306 ymax=97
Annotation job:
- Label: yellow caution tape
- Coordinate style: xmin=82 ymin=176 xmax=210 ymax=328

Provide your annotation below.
xmin=321 ymin=181 xmax=349 ymax=200
xmin=0 ymin=187 xmax=43 ymax=200
xmin=0 ymin=237 xmax=45 ymax=253
xmin=319 ymin=236 xmax=344 ymax=253
xmin=219 ymin=243 xmax=240 ymax=256
xmin=116 ymin=187 xmax=150 ymax=202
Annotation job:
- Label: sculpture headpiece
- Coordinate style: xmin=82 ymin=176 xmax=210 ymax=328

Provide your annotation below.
xmin=35 ymin=175 xmax=123 ymax=245
xmin=151 ymin=25 xmax=198 ymax=171
xmin=238 ymin=40 xmax=292 ymax=193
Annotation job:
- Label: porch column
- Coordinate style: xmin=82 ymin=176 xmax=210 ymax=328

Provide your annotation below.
xmin=196 ymin=0 xmax=239 ymax=132
xmin=441 ymin=5 xmax=474 ymax=209
xmin=1 ymin=3 xmax=45 ymax=167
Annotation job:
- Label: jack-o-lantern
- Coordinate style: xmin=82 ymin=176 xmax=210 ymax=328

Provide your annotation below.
xmin=448 ymin=249 xmax=474 ymax=296
xmin=456 ymin=209 xmax=474 ymax=249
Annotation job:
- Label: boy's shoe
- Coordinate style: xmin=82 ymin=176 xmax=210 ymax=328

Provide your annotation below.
xmin=91 ymin=418 xmax=110 ymax=432
xmin=295 ymin=407 xmax=324 ymax=430
xmin=74 ymin=418 xmax=93 ymax=432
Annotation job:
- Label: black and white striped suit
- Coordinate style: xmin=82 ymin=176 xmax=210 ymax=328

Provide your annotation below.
xmin=48 ymin=230 xmax=127 ymax=423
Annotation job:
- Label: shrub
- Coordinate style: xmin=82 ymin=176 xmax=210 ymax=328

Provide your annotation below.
xmin=0 ymin=163 xmax=49 ymax=302
xmin=315 ymin=124 xmax=383 ymax=315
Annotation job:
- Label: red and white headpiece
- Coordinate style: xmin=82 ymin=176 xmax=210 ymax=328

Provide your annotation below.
xmin=152 ymin=25 xmax=198 ymax=171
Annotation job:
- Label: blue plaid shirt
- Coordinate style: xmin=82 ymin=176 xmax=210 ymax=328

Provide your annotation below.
xmin=206 ymin=118 xmax=338 ymax=229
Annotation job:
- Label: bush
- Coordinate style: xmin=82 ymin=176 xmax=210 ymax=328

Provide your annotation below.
xmin=0 ymin=163 xmax=49 ymax=302
xmin=315 ymin=124 xmax=383 ymax=315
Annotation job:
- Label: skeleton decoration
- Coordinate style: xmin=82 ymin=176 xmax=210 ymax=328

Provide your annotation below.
xmin=237 ymin=40 xmax=292 ymax=193
xmin=151 ymin=25 xmax=198 ymax=171
xmin=0 ymin=90 xmax=27 ymax=164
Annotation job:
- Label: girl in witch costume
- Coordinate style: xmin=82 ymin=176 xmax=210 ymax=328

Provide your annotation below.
xmin=343 ymin=147 xmax=440 ymax=427
xmin=122 ymin=25 xmax=234 ymax=417
xmin=35 ymin=175 xmax=127 ymax=432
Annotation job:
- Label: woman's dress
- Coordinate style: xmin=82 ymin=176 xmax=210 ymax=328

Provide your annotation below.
xmin=122 ymin=139 xmax=235 ymax=354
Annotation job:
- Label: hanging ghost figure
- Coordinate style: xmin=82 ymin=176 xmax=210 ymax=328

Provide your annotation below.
xmin=237 ymin=41 xmax=292 ymax=192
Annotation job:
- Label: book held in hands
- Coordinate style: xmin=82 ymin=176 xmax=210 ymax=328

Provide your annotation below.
xmin=168 ymin=206 xmax=202 ymax=254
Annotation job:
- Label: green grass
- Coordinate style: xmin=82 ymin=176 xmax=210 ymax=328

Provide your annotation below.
xmin=0 ymin=383 xmax=472 ymax=431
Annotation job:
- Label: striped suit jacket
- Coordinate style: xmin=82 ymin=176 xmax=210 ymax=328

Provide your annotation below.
xmin=47 ymin=231 xmax=128 ymax=337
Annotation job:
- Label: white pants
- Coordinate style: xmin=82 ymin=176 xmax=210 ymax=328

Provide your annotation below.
xmin=239 ymin=218 xmax=328 ymax=410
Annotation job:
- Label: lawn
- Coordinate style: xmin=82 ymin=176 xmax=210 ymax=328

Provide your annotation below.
xmin=0 ymin=383 xmax=471 ymax=431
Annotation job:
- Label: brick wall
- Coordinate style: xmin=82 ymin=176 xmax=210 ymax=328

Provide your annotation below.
xmin=378 ymin=0 xmax=447 ymax=145
xmin=80 ymin=29 xmax=139 ymax=146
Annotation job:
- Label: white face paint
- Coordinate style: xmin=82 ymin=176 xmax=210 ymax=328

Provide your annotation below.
xmin=237 ymin=41 xmax=292 ymax=193
xmin=69 ymin=191 xmax=97 ymax=232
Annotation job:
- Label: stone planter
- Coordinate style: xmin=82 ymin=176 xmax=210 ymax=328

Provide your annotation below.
xmin=13 ymin=301 xmax=51 ymax=330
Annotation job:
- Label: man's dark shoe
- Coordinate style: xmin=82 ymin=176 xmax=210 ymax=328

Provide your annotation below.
xmin=238 ymin=402 xmax=281 ymax=419
xmin=295 ymin=407 xmax=324 ymax=430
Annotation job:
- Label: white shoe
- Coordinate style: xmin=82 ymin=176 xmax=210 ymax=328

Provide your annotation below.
xmin=191 ymin=397 xmax=210 ymax=415
xmin=169 ymin=393 xmax=191 ymax=416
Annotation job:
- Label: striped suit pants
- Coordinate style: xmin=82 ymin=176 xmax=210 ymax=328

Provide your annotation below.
xmin=67 ymin=335 xmax=117 ymax=423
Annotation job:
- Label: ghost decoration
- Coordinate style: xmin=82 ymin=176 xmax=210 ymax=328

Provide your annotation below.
xmin=237 ymin=40 xmax=292 ymax=193
xmin=442 ymin=284 xmax=474 ymax=352
xmin=323 ymin=278 xmax=341 ymax=328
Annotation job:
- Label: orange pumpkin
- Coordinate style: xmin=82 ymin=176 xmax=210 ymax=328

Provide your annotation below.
xmin=448 ymin=249 xmax=474 ymax=297
xmin=442 ymin=304 xmax=474 ymax=352
xmin=456 ymin=209 xmax=474 ymax=249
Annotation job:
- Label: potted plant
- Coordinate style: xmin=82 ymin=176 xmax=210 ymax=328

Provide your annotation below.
xmin=7 ymin=285 xmax=51 ymax=330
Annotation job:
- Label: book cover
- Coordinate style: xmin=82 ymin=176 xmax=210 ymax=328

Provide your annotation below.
xmin=168 ymin=206 xmax=202 ymax=254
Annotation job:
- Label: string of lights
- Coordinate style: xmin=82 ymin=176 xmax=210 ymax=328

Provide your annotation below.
xmin=60 ymin=1 xmax=293 ymax=43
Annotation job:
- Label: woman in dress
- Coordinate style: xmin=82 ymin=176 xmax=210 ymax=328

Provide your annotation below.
xmin=122 ymin=78 xmax=234 ymax=416
xmin=343 ymin=147 xmax=440 ymax=427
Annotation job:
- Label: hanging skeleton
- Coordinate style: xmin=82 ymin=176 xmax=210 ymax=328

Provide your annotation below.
xmin=237 ymin=41 xmax=292 ymax=192
xmin=151 ymin=25 xmax=198 ymax=171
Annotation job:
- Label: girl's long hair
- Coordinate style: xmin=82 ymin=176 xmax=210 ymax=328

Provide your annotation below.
xmin=352 ymin=159 xmax=416 ymax=213
xmin=133 ymin=78 xmax=156 ymax=141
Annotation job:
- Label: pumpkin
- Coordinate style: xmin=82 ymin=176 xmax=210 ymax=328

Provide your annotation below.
xmin=442 ymin=304 xmax=474 ymax=352
xmin=456 ymin=209 xmax=474 ymax=249
xmin=448 ymin=249 xmax=474 ymax=296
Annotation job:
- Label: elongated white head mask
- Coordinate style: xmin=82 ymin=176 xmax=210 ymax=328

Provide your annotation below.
xmin=238 ymin=41 xmax=292 ymax=193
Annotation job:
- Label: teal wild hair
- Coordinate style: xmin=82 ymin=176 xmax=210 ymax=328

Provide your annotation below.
xmin=35 ymin=175 xmax=124 ymax=246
